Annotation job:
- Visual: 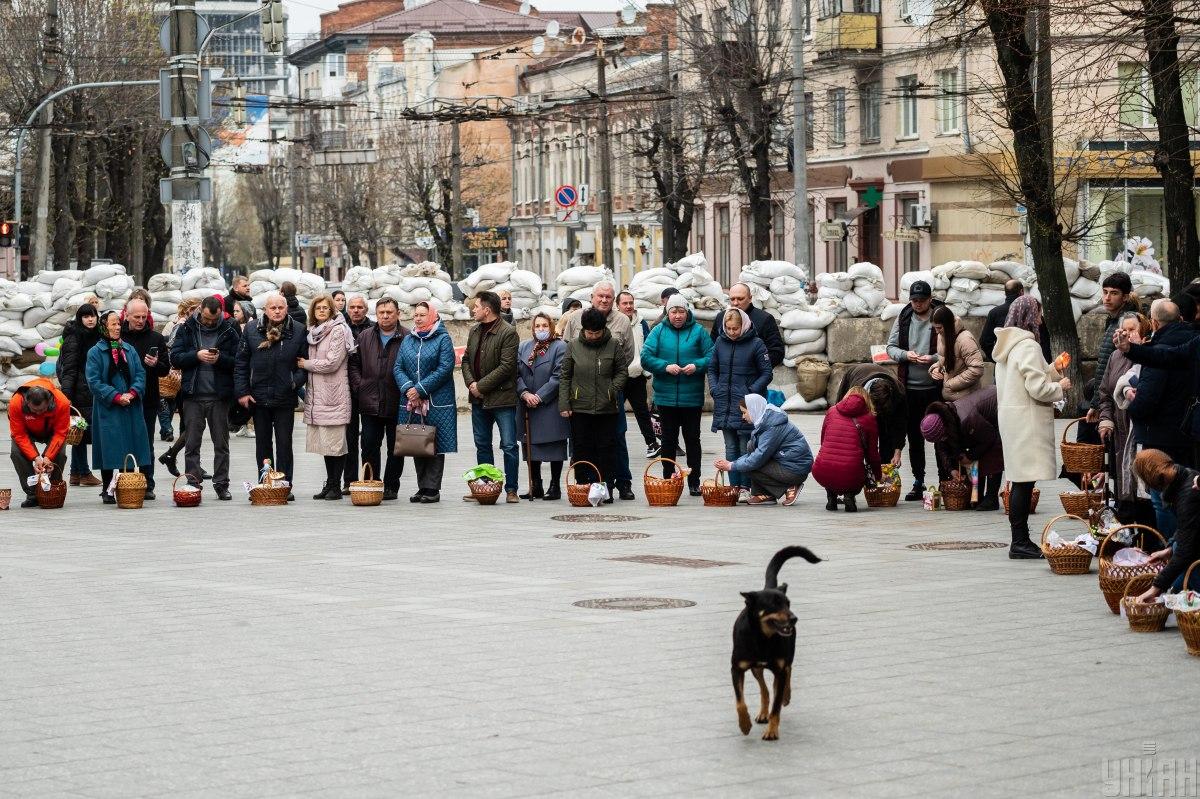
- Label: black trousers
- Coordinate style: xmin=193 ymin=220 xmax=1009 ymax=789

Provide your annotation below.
xmin=343 ymin=406 xmax=360 ymax=488
xmin=141 ymin=404 xmax=158 ymax=490
xmin=570 ymin=413 xmax=618 ymax=488
xmin=659 ymin=405 xmax=702 ymax=488
xmin=624 ymin=375 xmax=657 ymax=446
xmin=253 ymin=405 xmax=295 ymax=484
xmin=904 ymin=386 xmax=943 ymax=486
xmin=1007 ymin=481 xmax=1036 ymax=542
xmin=359 ymin=414 xmax=403 ymax=490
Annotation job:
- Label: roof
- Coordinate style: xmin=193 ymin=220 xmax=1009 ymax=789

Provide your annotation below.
xmin=343 ymin=0 xmax=569 ymax=36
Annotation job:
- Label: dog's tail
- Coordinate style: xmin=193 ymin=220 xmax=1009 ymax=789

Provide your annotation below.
xmin=764 ymin=546 xmax=821 ymax=589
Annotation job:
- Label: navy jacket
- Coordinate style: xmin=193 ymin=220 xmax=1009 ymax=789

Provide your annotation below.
xmin=169 ymin=314 xmax=241 ymax=400
xmin=731 ymin=407 xmax=814 ymax=478
xmin=235 ymin=317 xmax=308 ymax=408
xmin=1126 ymin=321 xmax=1197 ymax=451
xmin=1125 ymin=327 xmax=1200 ymax=442
xmin=709 ymin=304 xmax=784 ymax=367
xmin=709 ymin=324 xmax=772 ymax=432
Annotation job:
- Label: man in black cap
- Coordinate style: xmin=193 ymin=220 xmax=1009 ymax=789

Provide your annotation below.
xmin=885 ymin=280 xmax=944 ymax=500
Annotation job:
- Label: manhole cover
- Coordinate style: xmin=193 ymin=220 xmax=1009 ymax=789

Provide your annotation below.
xmin=906 ymin=541 xmax=1008 ymax=551
xmin=608 ymin=555 xmax=736 ymax=568
xmin=552 ymin=514 xmax=644 ymax=523
xmin=573 ymin=597 xmax=696 ymax=611
xmin=555 ymin=531 xmax=650 ymax=541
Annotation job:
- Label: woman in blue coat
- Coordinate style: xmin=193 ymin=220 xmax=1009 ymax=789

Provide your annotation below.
xmin=642 ymin=295 xmax=712 ymax=494
xmin=85 ymin=311 xmax=152 ymax=504
xmin=394 ymin=302 xmax=457 ymax=503
xmin=709 ymin=308 xmax=772 ymax=498
xmin=516 ymin=312 xmax=570 ymax=501
xmin=714 ymin=394 xmax=814 ymax=507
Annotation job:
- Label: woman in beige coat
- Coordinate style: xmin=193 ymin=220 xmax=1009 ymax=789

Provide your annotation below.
xmin=993 ymin=295 xmax=1071 ymax=559
xmin=298 ymin=293 xmax=355 ymax=501
xmin=930 ymin=305 xmax=984 ymax=401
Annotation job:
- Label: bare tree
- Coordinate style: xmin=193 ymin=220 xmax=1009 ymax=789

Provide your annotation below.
xmin=240 ymin=171 xmax=289 ymax=269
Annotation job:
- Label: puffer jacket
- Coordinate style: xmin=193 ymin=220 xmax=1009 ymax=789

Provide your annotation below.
xmin=169 ymin=313 xmax=240 ymax=400
xmin=560 ymin=329 xmax=628 ymax=414
xmin=731 ymin=407 xmax=814 ymax=479
xmin=234 ymin=317 xmax=308 ymax=408
xmin=303 ymin=321 xmax=352 ymax=426
xmin=641 ymin=309 xmax=712 ymax=408
xmin=350 ymin=324 xmax=407 ymax=419
xmin=812 ymin=393 xmax=882 ymax=494
xmin=935 ymin=320 xmax=985 ymax=401
xmin=709 ymin=321 xmax=772 ymax=432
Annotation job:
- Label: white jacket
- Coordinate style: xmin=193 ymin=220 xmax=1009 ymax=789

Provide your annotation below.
xmin=627 ymin=316 xmax=651 ymax=378
xmin=993 ymin=327 xmax=1063 ymax=483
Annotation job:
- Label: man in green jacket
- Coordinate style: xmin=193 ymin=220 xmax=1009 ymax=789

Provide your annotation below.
xmin=462 ymin=291 xmax=521 ymax=502
xmin=560 ymin=308 xmax=628 ymax=501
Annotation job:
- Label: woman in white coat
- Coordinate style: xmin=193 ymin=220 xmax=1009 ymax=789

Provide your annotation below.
xmin=993 ymin=295 xmax=1071 ymax=559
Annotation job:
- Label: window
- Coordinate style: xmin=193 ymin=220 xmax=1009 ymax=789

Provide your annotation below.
xmin=716 ymin=205 xmax=731 ymax=286
xmin=897 ymin=75 xmax=918 ymax=138
xmin=805 ymin=92 xmax=814 ymax=149
xmin=827 ymin=199 xmax=847 ymax=272
xmin=898 ymin=196 xmax=921 ymax=272
xmin=828 ymin=88 xmax=846 ymax=146
xmin=327 ymin=53 xmax=346 ymax=78
xmin=936 ymin=68 xmax=960 ymax=134
xmin=772 ymin=203 xmax=786 ymax=258
xmin=859 ymin=81 xmax=880 ymax=143
xmin=1118 ymin=62 xmax=1155 ymax=128
xmin=694 ymin=206 xmax=706 ymax=254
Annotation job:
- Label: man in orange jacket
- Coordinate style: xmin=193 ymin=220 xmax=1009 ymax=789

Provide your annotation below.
xmin=9 ymin=378 xmax=70 ymax=508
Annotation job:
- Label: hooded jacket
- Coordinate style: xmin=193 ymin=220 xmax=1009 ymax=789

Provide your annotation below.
xmin=709 ymin=310 xmax=772 ymax=432
xmin=560 ymin=328 xmax=628 ymax=415
xmin=8 ymin=378 xmax=71 ymax=462
xmin=993 ymin=326 xmax=1063 ymax=482
xmin=834 ymin=364 xmax=907 ymax=459
xmin=812 ymin=393 xmax=882 ymax=494
xmin=234 ymin=316 xmax=308 ymax=408
xmin=169 ymin=313 xmax=241 ymax=400
xmin=641 ymin=308 xmax=712 ymax=408
xmin=56 ymin=319 xmax=101 ymax=409
xmin=730 ymin=403 xmax=814 ymax=478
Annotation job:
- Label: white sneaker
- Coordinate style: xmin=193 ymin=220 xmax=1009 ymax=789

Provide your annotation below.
xmin=737 ymin=488 xmax=751 ymax=504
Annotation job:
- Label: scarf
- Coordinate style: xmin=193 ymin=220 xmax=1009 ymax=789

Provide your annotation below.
xmin=99 ymin=312 xmax=133 ymax=387
xmin=414 ymin=308 xmax=441 ymax=338
xmin=307 ymin=314 xmax=357 ymax=354
xmin=744 ymin=393 xmax=782 ymax=427
xmin=527 ymin=336 xmax=552 ymax=367
xmin=1004 ymin=295 xmax=1042 ymax=342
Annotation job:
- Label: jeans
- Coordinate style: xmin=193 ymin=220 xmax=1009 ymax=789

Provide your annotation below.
xmin=721 ymin=429 xmax=753 ymax=488
xmin=70 ymin=444 xmax=89 ymax=476
xmin=1149 ymin=488 xmax=1178 ymax=541
xmin=613 ymin=392 xmax=632 ymax=487
xmin=158 ymin=397 xmax=175 ymax=436
xmin=624 ymin=376 xmax=657 ymax=446
xmin=359 ymin=415 xmax=403 ymax=490
xmin=183 ymin=397 xmax=231 ymax=490
xmin=253 ymin=405 xmax=295 ymax=484
xmin=11 ymin=440 xmax=66 ymax=499
xmin=659 ymin=405 xmax=702 ymax=489
xmin=471 ymin=404 xmax=519 ymax=492
xmin=904 ymin=386 xmax=943 ymax=486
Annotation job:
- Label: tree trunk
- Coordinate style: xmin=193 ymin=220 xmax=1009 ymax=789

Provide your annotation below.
xmin=51 ymin=125 xmax=76 ymax=270
xmin=752 ymin=113 xmax=774 ymax=260
xmin=75 ymin=136 xmax=98 ymax=269
xmin=1142 ymin=0 xmax=1199 ymax=288
xmin=982 ymin=0 xmax=1081 ymax=406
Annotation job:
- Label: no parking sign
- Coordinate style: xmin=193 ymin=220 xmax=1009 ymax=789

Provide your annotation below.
xmin=555 ymin=185 xmax=577 ymax=208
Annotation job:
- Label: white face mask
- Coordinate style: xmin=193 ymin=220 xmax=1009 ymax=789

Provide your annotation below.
xmin=534 ymin=329 xmax=550 ymax=342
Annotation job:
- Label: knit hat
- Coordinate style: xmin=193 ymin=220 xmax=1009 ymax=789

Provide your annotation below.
xmin=665 ymin=294 xmax=690 ymax=311
xmin=919 ymin=412 xmax=947 ymax=443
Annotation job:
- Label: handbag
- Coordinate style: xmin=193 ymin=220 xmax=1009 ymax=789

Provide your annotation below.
xmin=394 ymin=412 xmax=437 ymax=458
xmin=851 ymin=418 xmax=878 ymax=489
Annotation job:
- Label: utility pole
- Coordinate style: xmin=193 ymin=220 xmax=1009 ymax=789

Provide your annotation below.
xmin=659 ymin=34 xmax=675 ymax=264
xmin=790 ymin=0 xmax=809 ymax=276
xmin=163 ymin=0 xmax=207 ymax=273
xmin=450 ymin=119 xmax=464 ymax=279
xmin=31 ymin=0 xmax=60 ymax=276
xmin=595 ymin=40 xmax=615 ymax=274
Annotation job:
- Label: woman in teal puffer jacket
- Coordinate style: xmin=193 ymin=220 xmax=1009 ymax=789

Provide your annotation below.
xmin=642 ymin=295 xmax=712 ymax=494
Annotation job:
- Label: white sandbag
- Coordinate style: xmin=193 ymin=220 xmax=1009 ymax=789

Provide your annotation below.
xmin=785 ymin=336 xmax=827 ymax=357
xmin=151 ymin=301 xmax=178 ymax=318
xmin=181 ymin=267 xmax=225 ymax=292
xmin=13 ymin=328 xmax=40 ymax=349
xmin=51 ymin=278 xmax=81 ymax=303
xmin=815 ymin=272 xmax=853 ymax=291
xmin=745 ymin=260 xmax=803 ymax=280
xmin=569 ymin=287 xmax=595 ymax=302
xmin=557 ymin=265 xmax=612 ymax=289
xmin=783 ymin=328 xmax=825 ymax=345
xmin=817 ymin=285 xmax=846 ymax=300
xmin=986 ymin=270 xmax=1011 ymax=285
xmin=150 ymin=289 xmax=183 ymax=305
xmin=0 ymin=336 xmax=21 ymax=356
xmin=847 ymin=262 xmax=884 ymax=284
xmin=3 ymin=294 xmax=32 ymax=312
xmin=80 ymin=264 xmax=124 ymax=287
xmin=946 ymin=287 xmax=980 ymax=306
xmin=880 ymin=302 xmax=905 ymax=321
xmin=782 ymin=393 xmax=827 ymax=412
xmin=248 ymin=269 xmax=281 ymax=285
xmin=842 ymin=293 xmax=872 ymax=317
xmin=182 ymin=287 xmax=221 ymax=301
xmin=35 ymin=322 xmax=63 ymax=340
xmin=770 ymin=275 xmax=804 ymax=296
xmin=249 ymin=281 xmax=276 ymax=297
xmin=780 ymin=307 xmax=836 ymax=330
xmin=1063 ymin=259 xmax=1081 ymax=284
xmin=931 ymin=262 xmax=960 ymax=279
xmin=22 ymin=307 xmax=54 ymax=328
xmin=146 ymin=272 xmax=182 ymax=293
xmin=370 ymin=264 xmax=402 ymax=287
xmin=674 ymin=268 xmax=715 ymax=289
xmin=508 ymin=269 xmax=543 ymax=295
xmin=1070 ymin=276 xmax=1100 ymax=298
xmin=949 ymin=277 xmax=981 ymax=292
xmin=976 ymin=287 xmax=1007 ymax=307
xmin=343 ymin=266 xmax=376 ymax=292
xmin=94 ymin=274 xmax=134 ymax=299
xmin=853 ymin=286 xmax=886 ymax=311
xmin=669 ymin=253 xmax=708 ymax=272
xmin=630 ymin=267 xmax=676 ymax=286
xmin=954 ymin=260 xmax=989 ymax=280
xmin=33 ymin=270 xmax=78 ymax=286
xmin=899 ymin=271 xmax=934 ymax=292
xmin=946 ymin=303 xmax=971 ymax=318
xmin=774 ymin=291 xmax=810 ymax=308
xmin=296 ymin=273 xmax=325 ymax=298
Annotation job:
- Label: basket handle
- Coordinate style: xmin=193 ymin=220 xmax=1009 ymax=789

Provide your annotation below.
xmin=122 ymin=452 xmax=139 ymax=473
xmin=1062 ymin=417 xmax=1080 ymax=444
xmin=1100 ymin=523 xmax=1168 ymax=559
xmin=1040 ymin=513 xmax=1087 ymax=548
xmin=713 ymin=469 xmax=726 ymax=488
xmin=69 ymin=404 xmax=81 ymax=419
xmin=1182 ymin=560 xmax=1200 ymax=593
xmin=567 ymin=460 xmax=601 ymax=486
xmin=1123 ymin=572 xmax=1158 ymax=601
xmin=360 ymin=462 xmax=375 ymax=482
xmin=172 ymin=473 xmax=200 ymax=492
xmin=644 ymin=457 xmax=685 ymax=480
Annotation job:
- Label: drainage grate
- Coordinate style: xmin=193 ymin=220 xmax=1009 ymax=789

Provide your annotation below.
xmin=573 ymin=597 xmax=696 ymax=611
xmin=552 ymin=514 xmax=644 ymax=523
xmin=554 ymin=531 xmax=650 ymax=541
xmin=906 ymin=541 xmax=1008 ymax=551
xmin=608 ymin=555 xmax=737 ymax=568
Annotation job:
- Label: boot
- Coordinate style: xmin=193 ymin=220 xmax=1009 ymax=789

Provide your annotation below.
xmin=843 ymin=494 xmax=858 ymax=513
xmin=520 ymin=482 xmax=544 ymax=501
xmin=313 ymin=482 xmax=334 ymax=500
xmin=904 ymin=483 xmax=925 ymax=502
xmin=543 ymin=484 xmax=562 ymax=501
xmin=1009 ymin=539 xmax=1043 ymax=559
xmin=825 ymin=491 xmax=838 ymax=512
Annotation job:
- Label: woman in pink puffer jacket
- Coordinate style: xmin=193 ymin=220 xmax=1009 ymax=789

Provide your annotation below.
xmin=299 ymin=293 xmax=355 ymax=500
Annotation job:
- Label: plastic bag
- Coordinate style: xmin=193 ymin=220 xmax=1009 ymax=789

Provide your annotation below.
xmin=587 ymin=482 xmax=610 ymax=507
xmin=1112 ymin=547 xmax=1150 ymax=566
xmin=462 ymin=464 xmax=504 ymax=483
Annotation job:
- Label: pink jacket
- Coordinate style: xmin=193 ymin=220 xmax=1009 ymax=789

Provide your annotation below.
xmin=303 ymin=323 xmax=352 ymax=426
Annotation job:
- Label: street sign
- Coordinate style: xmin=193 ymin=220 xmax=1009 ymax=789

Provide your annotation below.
xmin=884 ymin=227 xmax=921 ymax=242
xmin=818 ymin=221 xmax=847 ymax=242
xmin=560 ymin=207 xmax=578 ymax=223
xmin=555 ymin=184 xmax=578 ymax=208
xmin=578 ymin=183 xmax=590 ymax=206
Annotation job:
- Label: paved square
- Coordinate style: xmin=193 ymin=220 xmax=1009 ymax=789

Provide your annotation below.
xmin=1 ymin=415 xmax=1194 ymax=798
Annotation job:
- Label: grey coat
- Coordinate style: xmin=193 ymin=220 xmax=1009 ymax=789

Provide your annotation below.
xmin=516 ymin=339 xmax=570 ymax=446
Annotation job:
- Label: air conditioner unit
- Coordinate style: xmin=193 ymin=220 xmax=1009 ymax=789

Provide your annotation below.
xmin=908 ymin=203 xmax=931 ymax=228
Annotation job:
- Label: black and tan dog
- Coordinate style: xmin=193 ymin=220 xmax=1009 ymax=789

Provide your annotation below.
xmin=731 ymin=545 xmax=821 ymax=740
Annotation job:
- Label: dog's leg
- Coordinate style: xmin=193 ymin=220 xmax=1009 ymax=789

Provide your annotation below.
xmin=783 ymin=665 xmax=792 ymax=707
xmin=751 ymin=667 xmax=770 ymax=724
xmin=732 ymin=663 xmax=751 ymax=735
xmin=762 ymin=665 xmax=786 ymax=741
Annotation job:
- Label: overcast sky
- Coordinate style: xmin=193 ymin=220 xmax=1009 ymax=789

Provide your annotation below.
xmin=286 ymin=0 xmax=626 ymax=36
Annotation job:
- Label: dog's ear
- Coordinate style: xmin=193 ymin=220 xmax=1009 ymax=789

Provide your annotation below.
xmin=778 ymin=582 xmax=788 ymax=595
xmin=740 ymin=591 xmax=755 ymax=605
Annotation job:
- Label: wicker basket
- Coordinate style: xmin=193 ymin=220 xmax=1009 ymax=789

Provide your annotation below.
xmin=1060 ymin=419 xmax=1105 ymax=473
xmin=468 ymin=478 xmax=503 ymax=505
xmin=566 ymin=460 xmax=601 ymax=508
xmin=172 ymin=474 xmax=202 ymax=508
xmin=35 ymin=464 xmax=66 ymax=509
xmin=1098 ymin=524 xmax=1168 ymax=614
xmin=159 ymin=370 xmax=182 ymax=399
xmin=1060 ymin=488 xmax=1104 ymax=519
xmin=1039 ymin=514 xmax=1094 ymax=575
xmin=0 ymin=488 xmax=11 ymax=510
xmin=1176 ymin=561 xmax=1200 ymax=657
xmin=863 ymin=482 xmax=901 ymax=508
xmin=1121 ymin=573 xmax=1170 ymax=632
xmin=348 ymin=463 xmax=384 ymax=507
xmin=115 ymin=454 xmax=147 ymax=509
xmin=701 ymin=469 xmax=739 ymax=507
xmin=249 ymin=473 xmax=290 ymax=506
xmin=939 ymin=479 xmax=972 ymax=511
xmin=65 ymin=405 xmax=86 ymax=446
xmin=644 ymin=458 xmax=685 ymax=507
xmin=1001 ymin=482 xmax=1040 ymax=515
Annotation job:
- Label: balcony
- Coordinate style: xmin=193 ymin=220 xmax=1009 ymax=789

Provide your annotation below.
xmin=814 ymin=13 xmax=881 ymax=65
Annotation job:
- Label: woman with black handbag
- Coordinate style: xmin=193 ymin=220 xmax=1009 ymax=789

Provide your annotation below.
xmin=395 ymin=302 xmax=457 ymax=503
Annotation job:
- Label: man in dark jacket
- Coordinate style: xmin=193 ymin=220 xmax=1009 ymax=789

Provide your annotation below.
xmin=223 ymin=275 xmax=252 ymax=316
xmin=341 ymin=294 xmax=375 ymax=492
xmin=885 ymin=280 xmax=943 ymax=500
xmin=170 ymin=296 xmax=240 ymax=499
xmin=709 ymin=282 xmax=785 ymax=368
xmin=1125 ymin=299 xmax=1195 ymax=464
xmin=122 ymin=298 xmax=171 ymax=499
xmin=348 ymin=297 xmax=407 ymax=500
xmin=1087 ymin=272 xmax=1136 ymax=421
xmin=280 ymin=281 xmax=308 ymax=326
xmin=980 ymin=280 xmax=1051 ymax=363
xmin=461 ymin=291 xmax=520 ymax=502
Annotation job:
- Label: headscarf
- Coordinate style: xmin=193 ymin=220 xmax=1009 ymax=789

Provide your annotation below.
xmin=744 ymin=393 xmax=781 ymax=427
xmin=413 ymin=305 xmax=442 ymax=339
xmin=721 ymin=308 xmax=752 ymax=339
xmin=308 ymin=312 xmax=357 ymax=354
xmin=1004 ymin=295 xmax=1042 ymax=342
xmin=236 ymin=301 xmax=257 ymax=326
xmin=98 ymin=310 xmax=132 ymax=386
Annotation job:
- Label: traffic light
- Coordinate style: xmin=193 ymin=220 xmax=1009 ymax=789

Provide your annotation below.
xmin=260 ymin=0 xmax=284 ymax=53
xmin=17 ymin=224 xmax=28 ymax=253
xmin=0 ymin=221 xmax=13 ymax=248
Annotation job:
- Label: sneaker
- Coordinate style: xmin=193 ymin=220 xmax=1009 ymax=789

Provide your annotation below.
xmin=79 ymin=473 xmax=102 ymax=487
xmin=782 ymin=485 xmax=802 ymax=507
xmin=747 ymin=495 xmax=777 ymax=506
xmin=737 ymin=488 xmax=751 ymax=505
xmin=506 ymin=491 xmax=520 ymax=504
xmin=645 ymin=441 xmax=660 ymax=458
xmin=904 ymin=485 xmax=925 ymax=502
xmin=69 ymin=474 xmax=81 ymax=487
xmin=420 ymin=492 xmax=441 ymax=503
xmin=410 ymin=492 xmax=424 ymax=503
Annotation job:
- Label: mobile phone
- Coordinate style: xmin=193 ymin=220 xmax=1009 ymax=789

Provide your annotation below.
xmin=149 ymin=346 xmax=159 ymax=357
